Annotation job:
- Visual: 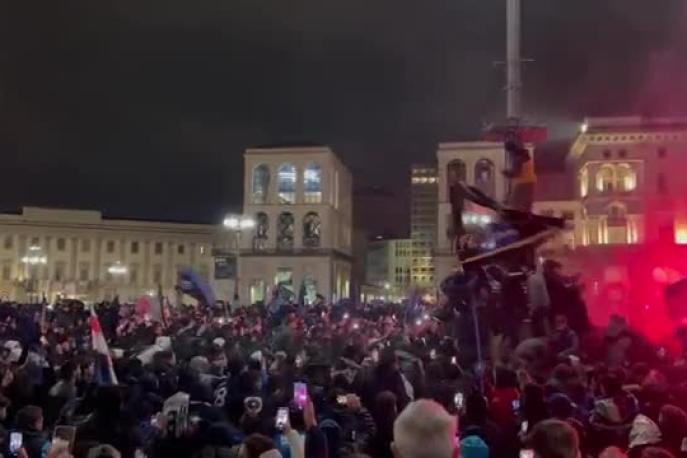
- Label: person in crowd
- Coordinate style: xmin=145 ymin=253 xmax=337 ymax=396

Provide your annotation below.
xmin=461 ymin=391 xmax=503 ymax=456
xmin=14 ymin=405 xmax=48 ymax=458
xmin=549 ymin=314 xmax=580 ymax=362
xmin=367 ymin=391 xmax=397 ymax=458
xmin=392 ymin=399 xmax=457 ymax=458
xmin=628 ymin=414 xmax=663 ymax=458
xmin=658 ymin=404 xmax=687 ymax=457
xmin=589 ymin=370 xmax=640 ymax=453
xmin=526 ymin=418 xmax=580 ymax=458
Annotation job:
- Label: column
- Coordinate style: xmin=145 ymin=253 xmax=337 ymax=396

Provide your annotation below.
xmin=69 ymin=237 xmax=78 ymax=281
xmin=143 ymin=240 xmax=151 ymax=287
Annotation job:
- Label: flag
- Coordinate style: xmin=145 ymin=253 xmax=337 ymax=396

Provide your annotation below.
xmin=89 ymin=305 xmax=118 ymax=385
xmin=178 ymin=268 xmax=216 ymax=307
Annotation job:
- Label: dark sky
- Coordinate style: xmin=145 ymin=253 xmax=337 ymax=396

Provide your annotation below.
xmin=0 ymin=0 xmax=686 ymax=226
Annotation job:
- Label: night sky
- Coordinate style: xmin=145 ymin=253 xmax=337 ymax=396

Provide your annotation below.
xmin=1 ymin=0 xmax=686 ymax=229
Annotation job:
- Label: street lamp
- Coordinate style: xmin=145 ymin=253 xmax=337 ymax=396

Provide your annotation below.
xmin=21 ymin=246 xmax=47 ymax=303
xmin=223 ymin=214 xmax=255 ymax=306
xmin=107 ymin=261 xmax=128 ymax=276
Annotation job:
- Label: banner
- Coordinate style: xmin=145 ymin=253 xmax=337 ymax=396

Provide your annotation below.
xmin=214 ymin=256 xmax=236 ymax=280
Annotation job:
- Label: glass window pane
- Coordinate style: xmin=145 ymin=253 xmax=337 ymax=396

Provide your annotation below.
xmin=278 ymin=164 xmax=297 ymax=204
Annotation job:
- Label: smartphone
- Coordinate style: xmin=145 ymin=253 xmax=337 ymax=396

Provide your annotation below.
xmin=454 ymin=392 xmax=464 ymax=409
xmin=372 ymin=348 xmax=379 ymax=363
xmin=294 ymin=382 xmax=308 ymax=409
xmin=276 ymin=407 xmax=289 ymax=429
xmin=337 ymin=395 xmax=348 ymax=406
xmin=521 ymin=421 xmax=529 ymax=434
xmin=512 ymin=399 xmax=520 ymax=412
xmin=451 ymin=356 xmax=457 ymax=365
xmin=9 ymin=432 xmax=22 ymax=456
xmin=519 ymin=450 xmax=534 ymax=458
xmin=430 ymin=349 xmax=437 ymax=360
xmin=53 ymin=425 xmax=76 ymax=451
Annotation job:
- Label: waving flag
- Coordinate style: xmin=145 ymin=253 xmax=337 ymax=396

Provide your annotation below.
xmin=178 ymin=268 xmax=216 ymax=307
xmin=89 ymin=306 xmax=118 ymax=385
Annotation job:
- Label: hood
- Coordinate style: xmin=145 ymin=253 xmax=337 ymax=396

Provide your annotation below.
xmin=629 ymin=414 xmax=662 ymax=449
xmin=460 ymin=435 xmax=489 ymax=458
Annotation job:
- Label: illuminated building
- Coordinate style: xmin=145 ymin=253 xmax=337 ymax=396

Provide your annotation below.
xmin=364 ymin=238 xmax=412 ymax=299
xmin=410 ymin=166 xmax=438 ymax=288
xmin=240 ymin=146 xmax=353 ymax=304
xmin=0 ymin=207 xmax=215 ymax=302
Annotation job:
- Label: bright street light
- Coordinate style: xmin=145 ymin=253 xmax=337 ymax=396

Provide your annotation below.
xmin=223 ymin=215 xmax=255 ymax=230
xmin=107 ymin=261 xmax=128 ymax=275
xmin=21 ymin=246 xmax=47 ymax=265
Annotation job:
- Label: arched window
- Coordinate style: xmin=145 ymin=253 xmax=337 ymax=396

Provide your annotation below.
xmin=616 ymin=164 xmax=637 ymax=192
xmin=446 ymin=160 xmax=466 ymax=196
xmin=474 ymin=158 xmax=495 ymax=197
xmin=596 ymin=164 xmax=615 ymax=193
xmin=277 ymin=164 xmax=297 ymax=204
xmin=252 ymin=164 xmax=270 ymax=204
xmin=277 ymin=212 xmax=295 ymax=250
xmin=579 ymin=166 xmax=589 ymax=198
xmin=253 ymin=212 xmax=269 ymax=251
xmin=304 ymin=162 xmax=322 ymax=204
xmin=302 ymin=212 xmax=321 ymax=248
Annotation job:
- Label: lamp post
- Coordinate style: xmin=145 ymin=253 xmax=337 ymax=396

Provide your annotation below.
xmin=21 ymin=245 xmax=47 ymax=303
xmin=223 ymin=215 xmax=255 ymax=306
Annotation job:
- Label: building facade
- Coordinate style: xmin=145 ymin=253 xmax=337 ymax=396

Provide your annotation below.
xmin=0 ymin=207 xmax=216 ymax=303
xmin=365 ymin=238 xmax=412 ymax=298
xmin=434 ymin=142 xmax=513 ymax=286
xmin=240 ymin=146 xmax=353 ymax=304
xmin=410 ymin=166 xmax=438 ymax=288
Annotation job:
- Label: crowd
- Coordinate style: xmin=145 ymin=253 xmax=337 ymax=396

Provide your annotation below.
xmin=0 ymin=275 xmax=684 ymax=458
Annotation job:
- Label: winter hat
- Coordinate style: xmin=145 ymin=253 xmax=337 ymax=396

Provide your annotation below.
xmin=460 ymin=435 xmax=489 ymax=458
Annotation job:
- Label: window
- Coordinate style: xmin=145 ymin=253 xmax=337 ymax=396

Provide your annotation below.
xmin=154 ymin=242 xmax=163 ymax=255
xmin=3 ymin=236 xmax=12 ymax=250
xmin=130 ymin=263 xmax=139 ymax=284
xmin=603 ymin=150 xmax=612 ymax=159
xmin=658 ymin=147 xmax=667 ymax=158
xmin=177 ymin=244 xmax=185 ymax=255
xmin=199 ymin=245 xmax=206 ymax=256
xmin=131 ymin=241 xmax=140 ymax=254
xmin=579 ymin=167 xmax=589 ymax=198
xmin=54 ymin=261 xmax=66 ymax=282
xmin=152 ymin=264 xmax=162 ymax=284
xmin=251 ymin=279 xmax=266 ymax=304
xmin=616 ymin=164 xmax=637 ymax=192
xmin=618 ymin=149 xmax=627 ymax=158
xmin=106 ymin=240 xmax=115 ymax=254
xmin=596 ymin=165 xmax=615 ymax=193
xmin=303 ymin=212 xmax=321 ymax=248
xmin=561 ymin=211 xmax=575 ymax=221
xmin=277 ymin=212 xmax=295 ymax=251
xmin=1 ymin=263 xmax=11 ymax=281
xmin=474 ymin=158 xmax=495 ymax=197
xmin=447 ymin=159 xmax=467 ymax=196
xmin=657 ymin=173 xmax=667 ymax=194
xmin=79 ymin=263 xmax=90 ymax=282
xmin=30 ymin=237 xmax=39 ymax=247
xmin=606 ymin=204 xmax=628 ymax=245
xmin=304 ymin=162 xmax=322 ymax=203
xmin=303 ymin=274 xmax=318 ymax=305
xmin=252 ymin=164 xmax=271 ymax=204
xmin=275 ymin=267 xmax=293 ymax=292
xmin=81 ymin=239 xmax=91 ymax=253
xmin=56 ymin=238 xmax=66 ymax=251
xmin=277 ymin=164 xmax=297 ymax=204
xmin=253 ymin=212 xmax=269 ymax=251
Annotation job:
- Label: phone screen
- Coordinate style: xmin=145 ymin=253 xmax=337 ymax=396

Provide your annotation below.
xmin=276 ymin=407 xmax=289 ymax=429
xmin=337 ymin=395 xmax=348 ymax=406
xmin=9 ymin=432 xmax=22 ymax=455
xmin=521 ymin=421 xmax=529 ymax=434
xmin=454 ymin=392 xmax=464 ymax=409
xmin=512 ymin=399 xmax=520 ymax=411
xmin=53 ymin=425 xmax=76 ymax=451
xmin=519 ymin=450 xmax=534 ymax=458
xmin=294 ymin=382 xmax=308 ymax=409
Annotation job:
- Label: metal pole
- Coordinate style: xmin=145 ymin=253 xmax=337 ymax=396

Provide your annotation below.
xmin=506 ymin=0 xmax=522 ymax=120
xmin=233 ymin=231 xmax=240 ymax=306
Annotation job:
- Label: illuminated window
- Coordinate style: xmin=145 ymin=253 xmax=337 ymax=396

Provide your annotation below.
xmin=596 ymin=165 xmax=615 ymax=193
xmin=616 ymin=164 xmax=637 ymax=192
xmin=252 ymin=164 xmax=270 ymax=204
xmin=250 ymin=279 xmax=266 ymax=304
xmin=579 ymin=167 xmax=589 ymax=198
xmin=304 ymin=162 xmax=322 ymax=203
xmin=474 ymin=158 xmax=495 ymax=197
xmin=275 ymin=267 xmax=293 ymax=293
xmin=605 ymin=203 xmax=628 ymax=244
xmin=277 ymin=164 xmax=297 ymax=204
